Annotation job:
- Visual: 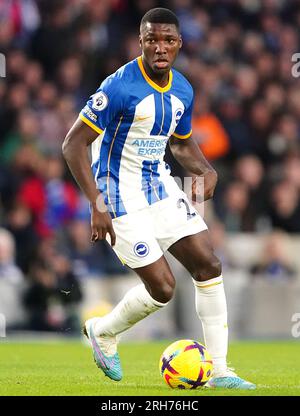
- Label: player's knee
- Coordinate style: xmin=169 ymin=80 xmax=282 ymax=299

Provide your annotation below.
xmin=193 ymin=254 xmax=222 ymax=282
xmin=160 ymin=283 xmax=175 ymax=303
xmin=151 ymin=280 xmax=175 ymax=303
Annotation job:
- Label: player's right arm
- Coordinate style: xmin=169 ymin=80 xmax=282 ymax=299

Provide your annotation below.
xmin=62 ymin=118 xmax=116 ymax=246
xmin=63 ymin=73 xmax=126 ymax=245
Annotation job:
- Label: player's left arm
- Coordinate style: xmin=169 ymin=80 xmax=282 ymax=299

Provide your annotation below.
xmin=169 ymin=135 xmax=218 ymax=201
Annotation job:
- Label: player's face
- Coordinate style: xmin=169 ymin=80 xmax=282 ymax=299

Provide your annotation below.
xmin=139 ymin=23 xmax=182 ymax=75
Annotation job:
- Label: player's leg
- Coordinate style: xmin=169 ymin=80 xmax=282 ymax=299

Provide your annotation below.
xmin=168 ymin=230 xmax=256 ymax=389
xmin=84 ymin=207 xmax=176 ymax=380
xmin=168 ymin=231 xmax=227 ymax=371
xmin=84 ymin=256 xmax=175 ymax=381
xmin=92 ymin=254 xmax=175 ymax=338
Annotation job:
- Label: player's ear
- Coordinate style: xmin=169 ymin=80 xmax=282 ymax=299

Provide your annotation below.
xmin=139 ymin=34 xmax=142 ymax=48
xmin=179 ymin=35 xmax=182 ymax=49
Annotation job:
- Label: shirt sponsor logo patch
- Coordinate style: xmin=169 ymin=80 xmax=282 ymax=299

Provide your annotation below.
xmin=132 ymin=138 xmax=168 ymax=156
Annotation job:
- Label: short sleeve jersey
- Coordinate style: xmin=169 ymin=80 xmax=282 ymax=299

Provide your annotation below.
xmin=79 ymin=56 xmax=194 ymax=218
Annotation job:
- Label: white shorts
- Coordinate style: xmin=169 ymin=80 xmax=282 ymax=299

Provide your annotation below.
xmin=109 ymin=192 xmax=207 ymax=269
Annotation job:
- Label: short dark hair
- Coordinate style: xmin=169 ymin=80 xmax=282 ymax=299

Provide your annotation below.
xmin=140 ymin=8 xmax=179 ymax=31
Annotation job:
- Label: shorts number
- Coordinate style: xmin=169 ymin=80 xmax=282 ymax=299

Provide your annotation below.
xmin=177 ymin=198 xmax=196 ymax=220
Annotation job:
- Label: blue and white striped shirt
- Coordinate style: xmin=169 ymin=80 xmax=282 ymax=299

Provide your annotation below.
xmin=79 ymin=56 xmax=193 ymax=218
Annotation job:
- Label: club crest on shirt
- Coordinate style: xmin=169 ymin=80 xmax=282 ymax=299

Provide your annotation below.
xmin=92 ymin=91 xmax=108 ymax=111
xmin=134 ymin=242 xmax=149 ymax=257
xmin=175 ymin=108 xmax=183 ymax=125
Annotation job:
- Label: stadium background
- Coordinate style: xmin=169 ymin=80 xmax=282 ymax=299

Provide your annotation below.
xmin=0 ymin=0 xmax=300 ymax=341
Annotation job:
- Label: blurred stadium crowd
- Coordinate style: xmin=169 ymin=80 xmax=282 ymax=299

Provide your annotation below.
xmin=0 ymin=0 xmax=300 ymax=333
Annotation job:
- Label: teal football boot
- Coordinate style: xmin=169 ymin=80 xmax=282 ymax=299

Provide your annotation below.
xmin=84 ymin=318 xmax=122 ymax=381
xmin=206 ymin=368 xmax=256 ymax=390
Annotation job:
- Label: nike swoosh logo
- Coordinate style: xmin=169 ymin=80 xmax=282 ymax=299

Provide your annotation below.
xmin=89 ymin=325 xmax=110 ymax=369
xmin=135 ymin=115 xmax=152 ymax=121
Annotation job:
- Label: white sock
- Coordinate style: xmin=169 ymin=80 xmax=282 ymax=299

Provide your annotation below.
xmin=193 ymin=275 xmax=228 ymax=374
xmin=94 ymin=283 xmax=167 ymax=337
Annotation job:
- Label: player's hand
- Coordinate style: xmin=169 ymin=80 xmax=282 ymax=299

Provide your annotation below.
xmin=203 ymin=170 xmax=218 ymax=200
xmin=192 ymin=170 xmax=218 ymax=202
xmin=90 ymin=205 xmax=116 ymax=246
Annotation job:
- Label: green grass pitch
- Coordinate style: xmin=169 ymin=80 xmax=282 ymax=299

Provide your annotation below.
xmin=0 ymin=339 xmax=299 ymax=396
